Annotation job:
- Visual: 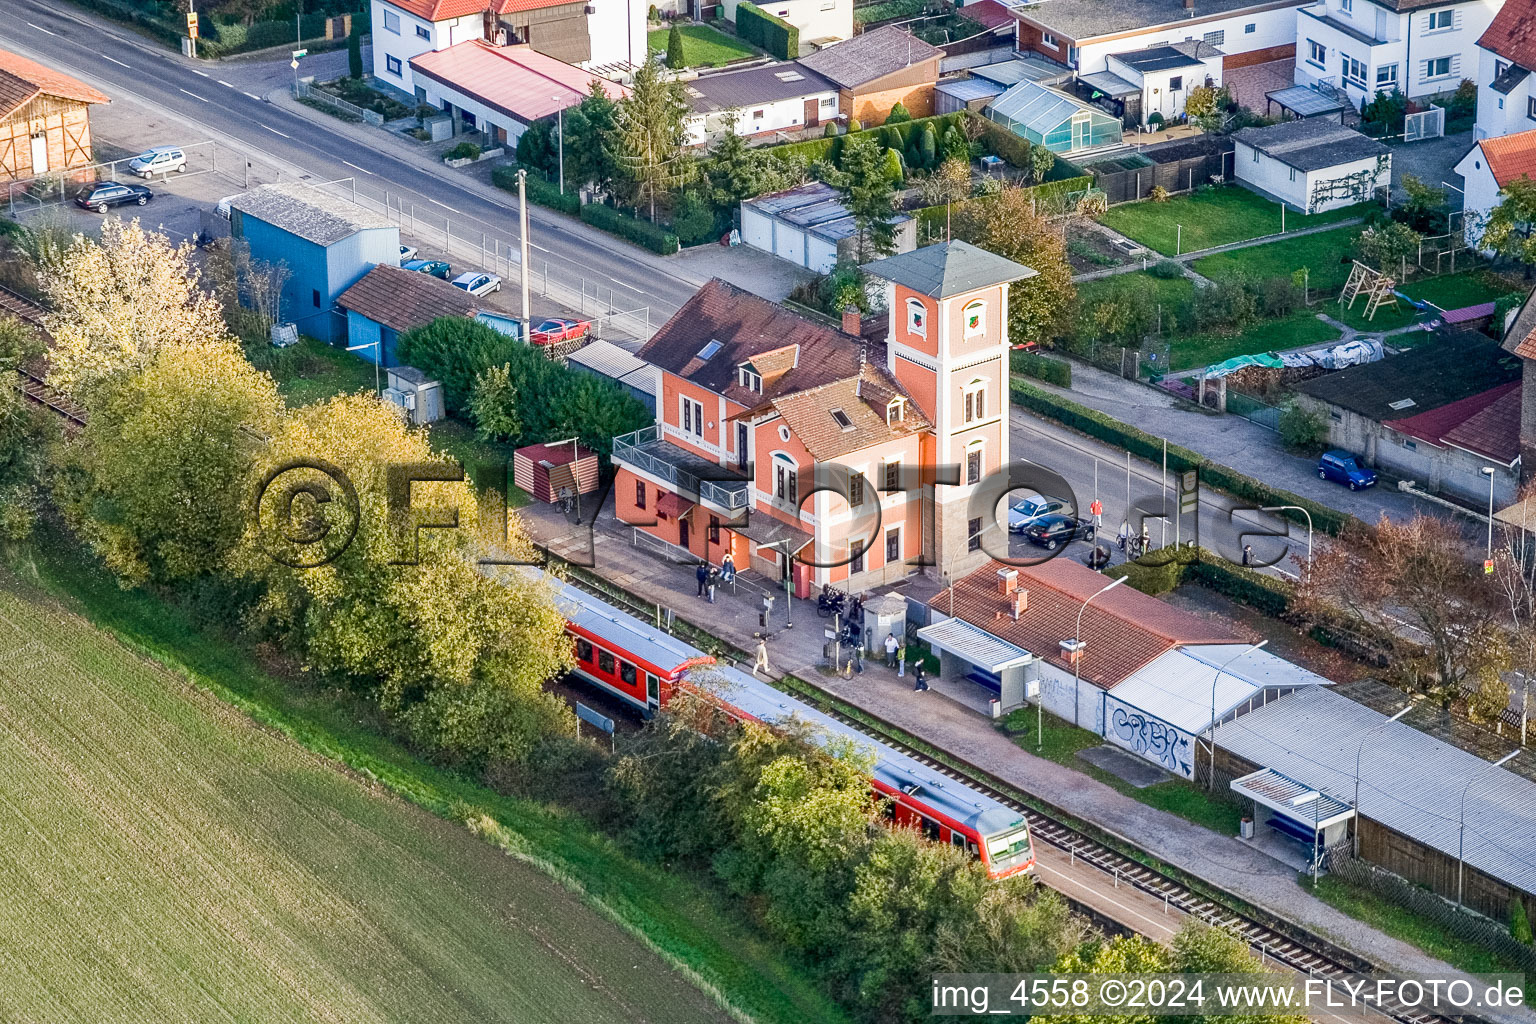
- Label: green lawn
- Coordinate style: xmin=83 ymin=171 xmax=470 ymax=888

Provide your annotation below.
xmin=10 ymin=533 xmax=847 ymax=1024
xmin=428 ymin=417 xmax=532 ymax=508
xmin=1191 ymin=224 xmax=1363 ymax=292
xmin=1333 ymin=269 xmax=1518 ymax=333
xmin=248 ymin=335 xmax=379 ymax=407
xmin=647 ymin=24 xmax=756 ymax=67
xmin=1100 ymin=188 xmax=1371 ymax=256
xmin=1171 ymin=311 xmax=1339 ymax=371
xmin=1076 ymin=269 xmax=1195 ymax=310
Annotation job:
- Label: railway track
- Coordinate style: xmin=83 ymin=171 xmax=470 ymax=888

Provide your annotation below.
xmin=14 ymin=368 xmax=85 ymax=426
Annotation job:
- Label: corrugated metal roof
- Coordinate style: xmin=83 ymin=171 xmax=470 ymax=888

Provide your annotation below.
xmin=618 ymin=363 xmax=660 ymax=395
xmin=1110 ymin=643 xmax=1330 ymax=735
xmin=918 ymin=615 xmax=1034 ymax=672
xmin=935 ymin=78 xmax=1006 ymax=103
xmin=229 ymin=183 xmax=395 ymax=245
xmin=1213 ymin=688 xmax=1536 ymax=896
xmin=1231 ymin=768 xmax=1356 ymax=829
xmin=1265 ymin=84 xmax=1349 ymax=118
xmin=969 ymin=58 xmax=1060 ymax=86
xmin=410 ymin=41 xmax=626 ymax=124
xmin=567 ymin=339 xmax=647 ymax=379
xmin=1080 ymin=70 xmax=1140 ymax=97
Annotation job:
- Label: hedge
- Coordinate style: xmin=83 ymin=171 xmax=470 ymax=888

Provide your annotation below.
xmin=764 ymin=112 xmax=966 ymax=167
xmin=1107 ymin=545 xmax=1296 ymax=616
xmin=491 ymin=165 xmax=581 ymax=215
xmin=1010 ymin=351 xmax=1072 ymax=387
xmin=736 ymin=2 xmax=798 ymax=60
xmin=580 ymin=204 xmax=680 ymax=255
xmin=1009 ymin=379 xmax=1357 ymax=536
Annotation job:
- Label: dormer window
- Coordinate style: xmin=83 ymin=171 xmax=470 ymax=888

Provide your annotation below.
xmin=906 ymin=298 xmax=926 ymax=337
xmin=831 ymin=408 xmax=854 ymax=431
xmin=962 ymin=300 xmax=986 ymax=338
xmin=886 ymin=398 xmax=905 ymax=425
xmin=739 ymin=364 xmax=762 ymax=392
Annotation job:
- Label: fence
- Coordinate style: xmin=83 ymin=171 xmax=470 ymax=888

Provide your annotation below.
xmin=294 ymin=80 xmax=384 ymax=127
xmin=1092 ymin=149 xmax=1234 ymax=205
xmin=2 ymin=139 xmax=231 ymax=217
xmin=1226 ymin=390 xmax=1281 ymax=432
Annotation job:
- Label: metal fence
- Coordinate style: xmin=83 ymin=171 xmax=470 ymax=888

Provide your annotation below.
xmin=294 ymin=80 xmax=384 ymax=127
xmin=1226 ymin=390 xmax=1281 ymax=432
xmin=2 ymin=139 xmax=230 ymax=218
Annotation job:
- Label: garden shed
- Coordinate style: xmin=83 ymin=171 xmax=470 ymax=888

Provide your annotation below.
xmin=1231 ymin=118 xmax=1389 ymax=214
xmin=513 ymin=440 xmax=600 ymax=504
xmin=983 ymin=81 xmax=1121 ymax=154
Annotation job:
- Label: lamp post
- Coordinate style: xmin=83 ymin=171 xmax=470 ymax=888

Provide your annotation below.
xmin=1067 ymin=576 xmax=1129 ymax=728
xmin=1351 ymin=704 xmax=1411 ymax=857
xmin=553 ymin=98 xmax=565 ymax=195
xmin=1259 ymin=505 xmax=1313 ymax=569
xmin=1481 ymin=466 xmax=1497 ymax=562
xmin=344 ymin=338 xmax=382 ymax=394
xmin=1458 ymin=749 xmax=1518 ymax=907
xmin=1205 ymin=640 xmax=1267 ymax=790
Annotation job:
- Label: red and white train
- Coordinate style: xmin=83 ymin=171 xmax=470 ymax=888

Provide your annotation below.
xmin=547 ymin=573 xmax=1036 ymax=880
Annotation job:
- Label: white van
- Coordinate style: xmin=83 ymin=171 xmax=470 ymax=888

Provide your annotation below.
xmin=128 ymin=146 xmax=187 ymax=178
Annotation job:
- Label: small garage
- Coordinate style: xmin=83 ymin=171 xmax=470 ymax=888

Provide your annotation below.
xmin=740 ymin=181 xmax=914 ymax=274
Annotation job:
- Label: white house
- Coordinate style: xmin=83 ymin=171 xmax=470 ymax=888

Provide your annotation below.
xmin=1455 ymin=126 xmax=1536 ymax=247
xmin=371 ymin=0 xmax=646 ymax=99
xmin=1293 ymin=0 xmax=1503 ymax=110
xmin=1101 ymin=40 xmax=1225 ymax=126
xmin=719 ymin=0 xmax=853 ymax=49
xmin=1472 ymin=0 xmax=1536 ymax=139
xmin=1233 ymin=117 xmax=1390 ymax=212
xmin=681 ymin=62 xmax=839 ymax=145
xmin=740 ymin=181 xmax=915 ymax=274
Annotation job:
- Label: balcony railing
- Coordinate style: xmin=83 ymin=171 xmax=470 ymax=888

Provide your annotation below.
xmin=612 ymin=426 xmax=749 ymax=511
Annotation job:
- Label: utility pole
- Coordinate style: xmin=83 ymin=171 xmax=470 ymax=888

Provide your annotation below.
xmin=517 ymin=169 xmax=531 ymax=339
xmin=187 ymin=0 xmax=198 ymax=60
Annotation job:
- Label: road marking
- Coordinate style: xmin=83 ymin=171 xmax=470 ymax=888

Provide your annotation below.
xmin=27 ymin=22 xmax=57 ymax=36
xmin=427 ymin=197 xmax=461 ymax=213
xmin=217 ymin=80 xmax=234 ymax=88
xmin=342 ymin=160 xmax=375 ymax=175
xmin=243 ymin=91 xmax=262 ymax=101
xmin=258 ymin=123 xmax=290 ymax=138
xmin=190 ymin=68 xmax=210 ymax=77
xmin=608 ymin=279 xmax=643 ymax=295
xmin=178 ymin=88 xmax=210 ymax=103
xmin=101 ymin=54 xmax=131 ymax=68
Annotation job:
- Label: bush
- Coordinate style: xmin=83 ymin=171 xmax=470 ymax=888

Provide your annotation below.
xmin=491 ymin=165 xmax=581 ymax=215
xmin=1511 ymin=897 xmax=1533 ymax=946
xmin=823 ymin=121 xmax=840 ymax=138
xmin=736 ymin=2 xmax=798 ymax=59
xmin=1148 ymin=112 xmax=1165 ymax=127
xmin=1010 ymin=350 xmax=1072 ymax=387
xmin=1277 ymin=399 xmax=1328 ymax=452
xmin=1115 ymin=547 xmax=1192 ymax=595
xmin=580 ymin=204 xmax=681 ymax=255
xmin=671 ymin=191 xmax=721 ymax=246
xmin=1149 ymin=185 xmax=1169 ymax=202
xmin=1148 ymin=259 xmax=1185 ymax=279
xmin=1187 ymin=554 xmax=1293 ymax=617
xmin=444 ymin=141 xmax=481 ymax=161
xmin=885 ymin=101 xmax=911 ymax=125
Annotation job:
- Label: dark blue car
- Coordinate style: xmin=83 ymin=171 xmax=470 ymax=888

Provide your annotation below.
xmin=1317 ymin=450 xmax=1376 ymax=490
xmin=402 ymin=258 xmax=451 ymax=279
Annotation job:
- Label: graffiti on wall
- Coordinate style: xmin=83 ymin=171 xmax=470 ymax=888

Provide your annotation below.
xmin=1104 ymin=695 xmax=1194 ymax=778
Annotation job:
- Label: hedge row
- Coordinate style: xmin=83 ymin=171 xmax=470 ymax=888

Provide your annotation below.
xmin=1009 ymin=379 xmax=1357 ymax=536
xmin=766 ymin=112 xmax=967 ymax=165
xmin=1108 ymin=545 xmax=1296 ymax=618
xmin=580 ymin=203 xmax=680 ymax=255
xmin=736 ymin=2 xmax=798 ymax=60
xmin=491 ymin=165 xmax=582 ymax=215
xmin=1010 ymin=350 xmax=1072 ymax=387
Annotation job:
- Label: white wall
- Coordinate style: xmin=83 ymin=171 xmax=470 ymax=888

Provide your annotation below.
xmin=722 ymin=0 xmax=853 ymax=46
xmin=1234 ymin=142 xmax=1385 ymax=212
xmin=1072 ymin=7 xmax=1296 ymax=77
xmin=1107 ymin=53 xmax=1224 ymax=125
xmin=1455 ymin=144 xmax=1501 ymax=248
xmin=415 ymin=75 xmax=531 ymax=145
xmin=586 ymin=0 xmax=648 ymax=67
xmin=684 ymin=91 xmax=838 ymax=144
xmin=372 ymin=0 xmax=483 ymax=97
xmin=1475 ymin=45 xmax=1536 ymax=140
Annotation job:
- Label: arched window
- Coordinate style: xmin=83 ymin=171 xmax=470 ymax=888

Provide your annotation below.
xmin=906 ymin=297 xmax=927 ymax=337
xmin=965 ymin=438 xmax=984 ymax=484
xmin=963 ymin=378 xmax=987 ymax=423
xmin=773 ymin=452 xmax=798 ymax=505
xmin=962 ymin=299 xmax=986 ymax=338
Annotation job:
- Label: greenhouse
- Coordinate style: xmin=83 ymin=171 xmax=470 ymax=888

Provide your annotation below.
xmin=983 ymin=81 xmax=1122 ymax=154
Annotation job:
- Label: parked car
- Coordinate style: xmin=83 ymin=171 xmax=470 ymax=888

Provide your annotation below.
xmin=76 ymin=181 xmax=153 ymax=213
xmin=398 ymin=244 xmax=419 ymax=262
xmin=402 ymin=258 xmax=451 ymax=279
xmin=529 ymin=317 xmax=591 ymax=346
xmin=452 ymin=271 xmax=501 ymax=296
xmin=1008 ymin=494 xmax=1072 ymax=533
xmin=1020 ymin=513 xmax=1096 ymax=551
xmin=1317 ymin=449 xmax=1377 ymax=491
xmin=128 ymin=146 xmax=187 ymax=178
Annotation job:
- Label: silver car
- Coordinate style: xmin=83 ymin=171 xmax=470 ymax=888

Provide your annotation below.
xmin=128 ymin=146 xmax=187 ymax=178
xmin=1007 ymin=494 xmax=1072 ymax=533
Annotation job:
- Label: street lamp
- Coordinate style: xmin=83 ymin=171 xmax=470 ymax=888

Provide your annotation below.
xmin=1457 ymin=749 xmax=1519 ymax=906
xmin=344 ymin=338 xmax=382 ymax=394
xmin=1351 ymin=704 xmax=1411 ymax=857
xmin=1260 ymin=505 xmax=1313 ymax=569
xmin=553 ymin=97 xmax=565 ymax=195
xmin=1481 ymin=466 xmax=1497 ymax=562
xmin=1205 ymin=640 xmax=1267 ymax=790
xmin=1065 ymin=575 xmax=1129 ymax=729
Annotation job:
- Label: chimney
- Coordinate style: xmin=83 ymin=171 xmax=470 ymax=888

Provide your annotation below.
xmin=1059 ymin=637 xmax=1084 ymax=665
xmin=1011 ymin=588 xmax=1028 ymax=620
xmin=842 ymin=305 xmax=862 ymax=337
xmin=996 ymin=567 xmax=1018 ymax=595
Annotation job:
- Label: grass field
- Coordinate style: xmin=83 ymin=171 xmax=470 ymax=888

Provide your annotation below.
xmin=2 ymin=535 xmax=846 ymax=1024
xmin=647 ymin=24 xmax=755 ymax=67
xmin=1100 ymin=188 xmax=1370 ymax=256
xmin=1191 ymin=224 xmax=1365 ymax=293
xmin=248 ymin=335 xmax=378 ymax=407
xmin=1171 ymin=312 xmax=1338 ymax=371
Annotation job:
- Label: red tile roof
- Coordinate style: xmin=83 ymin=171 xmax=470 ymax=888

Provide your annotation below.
xmin=930 ymin=558 xmax=1242 ymax=690
xmin=958 ymin=0 xmax=1017 ymax=31
xmin=1479 ymin=128 xmax=1536 ymax=188
xmin=336 ymin=264 xmax=479 ymax=333
xmin=0 ymin=48 xmax=109 ymax=120
xmin=1477 ymin=0 xmax=1536 ymax=71
xmin=383 ymin=0 xmax=571 ymax=20
xmin=409 ymin=41 xmax=626 ymax=123
xmin=1383 ymin=380 xmax=1522 ymax=463
xmin=766 ymin=364 xmax=931 ymax=461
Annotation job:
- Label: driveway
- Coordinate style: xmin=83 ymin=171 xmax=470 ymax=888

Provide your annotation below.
xmin=1388 ymin=128 xmax=1473 ymax=202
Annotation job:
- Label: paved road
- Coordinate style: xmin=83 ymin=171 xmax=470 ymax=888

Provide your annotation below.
xmin=0 ymin=0 xmax=703 ymax=318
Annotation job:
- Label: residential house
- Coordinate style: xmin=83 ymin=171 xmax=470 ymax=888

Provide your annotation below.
xmin=228 ymin=183 xmax=401 ymax=345
xmin=1294 ymin=0 xmax=1503 ymax=110
xmin=739 ymin=182 xmax=916 ymax=275
xmin=932 ymin=57 xmax=1071 ymax=115
xmin=370 ymin=0 xmax=644 ymax=96
xmin=409 ymin=41 xmax=628 ymax=146
xmin=1008 ymin=0 xmax=1300 ymax=105
xmin=0 ymin=48 xmax=109 ymax=182
xmin=1472 ymin=0 xmax=1536 ymax=139
xmin=1231 ymin=117 xmax=1390 ymax=212
xmin=610 ymin=240 xmax=1036 ymax=596
xmin=1293 ymin=334 xmax=1524 ymax=503
xmin=719 ymin=0 xmax=854 ymax=49
xmin=337 ymin=263 xmax=480 ymax=366
xmin=1453 ymin=125 xmax=1536 ymax=247
xmin=1098 ymin=41 xmax=1225 ymax=126
xmin=797 ymin=25 xmax=943 ymax=124
xmin=682 ymin=62 xmax=839 ymax=145
xmin=916 ymin=557 xmax=1329 ymax=778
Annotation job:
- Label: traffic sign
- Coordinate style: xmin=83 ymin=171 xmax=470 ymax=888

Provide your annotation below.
xmin=1485 ymin=558 xmax=1495 ymax=575
xmin=186 ymin=11 xmax=199 ymax=38
xmin=292 ymin=48 xmax=308 ymax=58
xmin=290 ymin=59 xmax=300 ymax=69
xmin=1178 ymin=469 xmax=1199 ymax=515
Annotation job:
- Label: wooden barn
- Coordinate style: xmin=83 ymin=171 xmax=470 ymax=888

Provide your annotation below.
xmin=0 ymin=48 xmax=110 ymax=184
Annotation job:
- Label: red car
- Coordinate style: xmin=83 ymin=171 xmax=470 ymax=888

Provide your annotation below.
xmin=529 ymin=317 xmax=591 ymax=346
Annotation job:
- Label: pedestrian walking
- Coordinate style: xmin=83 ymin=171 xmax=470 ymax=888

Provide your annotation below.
xmin=884 ymin=632 xmax=898 ymax=668
xmin=1241 ymin=543 xmax=1253 ymax=567
xmin=706 ymin=566 xmax=719 ymax=603
xmin=753 ymin=635 xmax=770 ymax=676
xmin=913 ymin=662 xmax=928 ymax=692
xmin=696 ymin=562 xmax=708 ymax=597
xmin=1117 ymin=520 xmax=1129 ymax=552
xmin=721 ymin=552 xmax=736 ymax=583
xmin=897 ymin=641 xmax=906 ymax=678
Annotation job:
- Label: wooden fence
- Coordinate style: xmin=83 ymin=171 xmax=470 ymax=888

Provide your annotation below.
xmin=1093 ymin=149 xmax=1234 ymax=205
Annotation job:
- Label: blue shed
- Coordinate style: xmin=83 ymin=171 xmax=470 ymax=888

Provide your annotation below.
xmin=337 ymin=263 xmax=480 ymax=367
xmin=228 ymin=183 xmax=400 ymax=345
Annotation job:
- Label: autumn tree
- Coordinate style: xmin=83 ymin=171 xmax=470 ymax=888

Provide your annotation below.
xmin=917 ymin=158 xmax=972 ymax=241
xmin=952 ymin=184 xmax=1076 ymax=347
xmin=1479 ymin=176 xmax=1536 ymax=278
xmin=41 ymin=219 xmax=231 ymax=395
xmin=613 ymin=57 xmax=694 ymax=221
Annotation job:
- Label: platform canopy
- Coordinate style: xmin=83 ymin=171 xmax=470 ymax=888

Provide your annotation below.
xmin=917 ymin=617 xmax=1033 ymax=673
xmin=1264 ymin=84 xmax=1348 ymax=120
xmin=1231 ymin=767 xmax=1356 ymax=831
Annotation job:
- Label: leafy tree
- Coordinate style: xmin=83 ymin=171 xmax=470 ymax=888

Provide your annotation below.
xmin=1352 ymin=220 xmax=1421 ymax=273
xmin=347 ymin=17 xmax=363 ymax=79
xmin=468 ymin=362 xmax=522 ymax=442
xmin=1029 ymin=143 xmax=1056 ymax=185
xmin=0 ymin=313 xmax=43 ymax=372
xmin=563 ymin=82 xmax=622 ymax=193
xmin=671 ymin=188 xmax=719 ymax=245
xmin=0 ymin=382 xmax=51 ymax=542
xmin=918 ymin=158 xmax=972 ymax=240
xmin=514 ymin=118 xmax=560 ymax=178
xmin=942 ymin=125 xmax=969 ymax=162
xmin=1277 ymin=398 xmax=1327 ymax=452
xmin=1479 ymin=175 xmax=1536 ymax=278
xmin=952 ymin=184 xmax=1076 ymax=346
xmin=705 ymin=112 xmax=791 ymax=204
xmin=1361 ymin=88 xmax=1407 ymax=134
xmin=884 ymin=101 xmax=911 ymax=124
xmin=830 ymin=134 xmax=899 ymax=262
xmin=1184 ymin=84 xmax=1231 ymax=133
xmin=665 ymin=23 xmax=685 ymax=69
xmin=1397 ymin=173 xmax=1447 ymax=233
xmin=396 ymin=316 xmax=521 ymax=412
xmin=1512 ymin=897 xmax=1533 ymax=945
xmin=613 ymin=57 xmax=695 ymax=220
xmin=41 ymin=219 xmax=232 ymax=395
xmin=1165 ymin=922 xmax=1308 ymax=1024
xmin=917 ymin=123 xmax=937 ymax=170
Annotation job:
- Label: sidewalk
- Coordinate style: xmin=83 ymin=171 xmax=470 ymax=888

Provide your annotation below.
xmin=517 ymin=497 xmax=1521 ymax=1008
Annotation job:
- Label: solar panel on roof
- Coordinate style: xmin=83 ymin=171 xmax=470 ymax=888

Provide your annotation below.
xmin=774 ymin=70 xmax=804 ymax=81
